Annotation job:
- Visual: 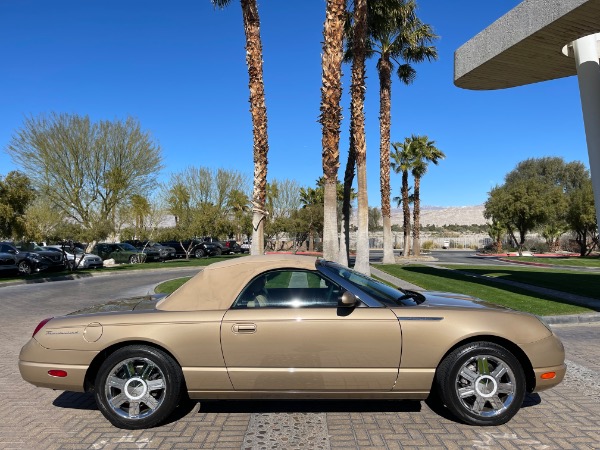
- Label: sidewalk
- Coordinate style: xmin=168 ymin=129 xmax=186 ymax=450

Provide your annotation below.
xmin=371 ymin=263 xmax=600 ymax=325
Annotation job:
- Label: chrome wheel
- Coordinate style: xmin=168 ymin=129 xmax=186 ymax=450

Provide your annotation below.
xmin=435 ymin=341 xmax=525 ymax=426
xmin=104 ymin=357 xmax=167 ymax=420
xmin=129 ymin=255 xmax=140 ymax=264
xmin=455 ymin=354 xmax=516 ymax=418
xmin=95 ymin=345 xmax=184 ymax=429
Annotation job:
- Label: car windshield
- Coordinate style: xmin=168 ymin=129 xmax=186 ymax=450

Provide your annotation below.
xmin=119 ymin=243 xmax=137 ymax=251
xmin=323 ymin=262 xmax=421 ymax=307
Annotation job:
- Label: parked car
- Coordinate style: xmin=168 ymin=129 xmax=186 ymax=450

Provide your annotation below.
xmin=0 ymin=248 xmax=18 ymax=276
xmin=92 ymin=243 xmax=158 ymax=264
xmin=240 ymin=239 xmax=251 ymax=254
xmin=19 ymin=255 xmax=565 ymax=429
xmin=43 ymin=246 xmax=103 ymax=269
xmin=159 ymin=240 xmax=219 ymax=258
xmin=202 ymin=237 xmax=227 ymax=255
xmin=223 ymin=240 xmax=242 ymax=254
xmin=123 ymin=241 xmax=177 ymax=261
xmin=0 ymin=242 xmax=66 ymax=275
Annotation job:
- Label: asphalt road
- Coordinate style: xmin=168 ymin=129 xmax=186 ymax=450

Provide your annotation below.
xmin=368 ymin=249 xmax=510 ymax=265
xmin=1 ymin=267 xmax=599 ymax=449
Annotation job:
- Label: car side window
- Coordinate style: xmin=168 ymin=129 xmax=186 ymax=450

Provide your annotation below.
xmin=233 ymin=270 xmax=341 ymax=309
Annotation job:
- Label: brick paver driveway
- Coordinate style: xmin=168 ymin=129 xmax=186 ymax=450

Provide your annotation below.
xmin=1 ymin=270 xmax=599 ymax=449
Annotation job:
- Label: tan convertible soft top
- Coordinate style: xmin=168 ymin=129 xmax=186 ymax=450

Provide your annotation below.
xmin=156 ymin=254 xmax=318 ymax=311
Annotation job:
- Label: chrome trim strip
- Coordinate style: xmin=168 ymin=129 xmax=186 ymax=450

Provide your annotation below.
xmin=396 ymin=317 xmax=444 ymax=321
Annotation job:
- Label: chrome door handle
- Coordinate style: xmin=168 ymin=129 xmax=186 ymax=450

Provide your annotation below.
xmin=232 ymin=323 xmax=257 ymax=333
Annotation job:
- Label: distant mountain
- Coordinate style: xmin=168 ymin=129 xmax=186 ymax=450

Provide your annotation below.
xmin=390 ymin=205 xmax=486 ymax=226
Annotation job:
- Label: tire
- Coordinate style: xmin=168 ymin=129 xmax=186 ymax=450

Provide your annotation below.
xmin=129 ymin=255 xmax=140 ymax=264
xmin=94 ymin=345 xmax=184 ymax=429
xmin=434 ymin=341 xmax=525 ymax=426
xmin=214 ymin=247 xmax=222 ymax=256
xmin=18 ymin=261 xmax=32 ymax=275
xmin=194 ymin=248 xmax=205 ymax=258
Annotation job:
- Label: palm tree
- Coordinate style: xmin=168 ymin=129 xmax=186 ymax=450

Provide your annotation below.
xmin=320 ymin=0 xmax=347 ymax=262
xmin=368 ymin=0 xmax=437 ymax=263
xmin=212 ymin=0 xmax=269 ymax=255
xmin=410 ymin=136 xmax=444 ymax=256
xmin=390 ymin=138 xmax=417 ymax=257
xmin=344 ymin=0 xmax=370 ymax=274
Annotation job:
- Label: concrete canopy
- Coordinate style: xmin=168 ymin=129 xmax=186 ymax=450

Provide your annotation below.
xmin=454 ymin=0 xmax=600 ymax=90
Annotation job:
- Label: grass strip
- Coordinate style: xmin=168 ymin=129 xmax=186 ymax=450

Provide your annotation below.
xmin=504 ymin=256 xmax=600 ymax=267
xmin=155 ymin=277 xmax=192 ymax=294
xmin=440 ymin=264 xmax=600 ymax=300
xmin=378 ymin=264 xmax=593 ymax=316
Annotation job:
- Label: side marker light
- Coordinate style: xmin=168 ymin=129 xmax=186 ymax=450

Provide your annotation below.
xmin=48 ymin=370 xmax=68 ymax=378
xmin=541 ymin=372 xmax=556 ymax=380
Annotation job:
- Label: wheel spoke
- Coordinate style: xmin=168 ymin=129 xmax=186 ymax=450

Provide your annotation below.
xmin=477 ymin=357 xmax=490 ymax=375
xmin=489 ymin=395 xmax=506 ymax=411
xmin=459 ymin=367 xmax=478 ymax=383
xmin=146 ymin=379 xmax=165 ymax=391
xmin=472 ymin=396 xmax=487 ymax=413
xmin=458 ymin=387 xmax=475 ymax=399
xmin=497 ymin=382 xmax=514 ymax=394
xmin=129 ymin=401 xmax=141 ymax=417
xmin=141 ymin=394 xmax=159 ymax=411
xmin=107 ymin=376 xmax=126 ymax=390
xmin=491 ymin=363 xmax=508 ymax=380
xmin=109 ymin=392 xmax=128 ymax=409
xmin=140 ymin=362 xmax=155 ymax=380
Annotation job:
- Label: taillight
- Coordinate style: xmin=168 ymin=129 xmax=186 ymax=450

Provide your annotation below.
xmin=33 ymin=317 xmax=53 ymax=337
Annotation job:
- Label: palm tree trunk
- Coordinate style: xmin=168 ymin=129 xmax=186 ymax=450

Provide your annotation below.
xmin=340 ymin=131 xmax=356 ymax=266
xmin=350 ymin=0 xmax=370 ymax=275
xmin=378 ymin=56 xmax=394 ymax=264
xmin=319 ymin=0 xmax=345 ymax=261
xmin=240 ymin=0 xmax=269 ymax=255
xmin=402 ymin=170 xmax=411 ymax=258
xmin=412 ymin=175 xmax=421 ymax=256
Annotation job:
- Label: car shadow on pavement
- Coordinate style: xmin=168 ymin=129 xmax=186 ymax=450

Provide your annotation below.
xmin=194 ymin=399 xmax=422 ymax=414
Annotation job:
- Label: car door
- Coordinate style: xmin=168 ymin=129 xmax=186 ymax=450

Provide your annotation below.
xmin=220 ymin=269 xmax=401 ymax=391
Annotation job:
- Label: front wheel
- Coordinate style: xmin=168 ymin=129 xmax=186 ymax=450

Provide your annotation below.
xmin=194 ymin=248 xmax=205 ymax=258
xmin=434 ymin=341 xmax=526 ymax=426
xmin=129 ymin=255 xmax=140 ymax=264
xmin=94 ymin=345 xmax=184 ymax=429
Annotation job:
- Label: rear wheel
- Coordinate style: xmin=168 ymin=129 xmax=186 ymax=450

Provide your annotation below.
xmin=94 ymin=345 xmax=184 ymax=429
xmin=18 ymin=261 xmax=32 ymax=275
xmin=129 ymin=255 xmax=140 ymax=264
xmin=214 ymin=247 xmax=222 ymax=256
xmin=434 ymin=341 xmax=525 ymax=426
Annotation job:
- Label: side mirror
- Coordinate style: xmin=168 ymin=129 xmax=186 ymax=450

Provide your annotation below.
xmin=339 ymin=290 xmax=358 ymax=308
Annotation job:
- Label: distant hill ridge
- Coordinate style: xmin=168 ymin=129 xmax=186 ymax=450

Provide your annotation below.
xmin=389 ymin=205 xmax=486 ymax=226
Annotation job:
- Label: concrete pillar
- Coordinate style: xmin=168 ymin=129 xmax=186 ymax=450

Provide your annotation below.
xmin=572 ymin=33 xmax=600 ymax=233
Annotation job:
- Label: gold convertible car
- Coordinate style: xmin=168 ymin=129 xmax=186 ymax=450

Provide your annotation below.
xmin=19 ymin=255 xmax=565 ymax=429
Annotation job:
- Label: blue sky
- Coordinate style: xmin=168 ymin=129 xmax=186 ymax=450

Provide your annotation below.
xmin=0 ymin=0 xmax=589 ymax=207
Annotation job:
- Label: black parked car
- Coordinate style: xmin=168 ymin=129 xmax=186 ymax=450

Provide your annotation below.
xmin=159 ymin=240 xmax=219 ymax=258
xmin=123 ymin=240 xmax=177 ymax=261
xmin=223 ymin=239 xmax=242 ymax=254
xmin=0 ymin=248 xmax=18 ymax=276
xmin=0 ymin=242 xmax=66 ymax=275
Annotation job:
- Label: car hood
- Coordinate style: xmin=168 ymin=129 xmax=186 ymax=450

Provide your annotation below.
xmin=418 ymin=291 xmax=512 ymax=311
xmin=66 ymin=294 xmax=165 ymax=316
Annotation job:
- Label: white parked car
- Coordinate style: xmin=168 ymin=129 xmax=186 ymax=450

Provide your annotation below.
xmin=240 ymin=240 xmax=251 ymax=254
xmin=43 ymin=246 xmax=103 ymax=269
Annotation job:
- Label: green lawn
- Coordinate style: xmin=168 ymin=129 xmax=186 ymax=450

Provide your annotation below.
xmin=504 ymin=256 xmax=600 ymax=267
xmin=440 ymin=264 xmax=600 ymax=300
xmin=378 ymin=264 xmax=594 ymax=316
xmin=155 ymin=277 xmax=192 ymax=294
xmin=0 ymin=255 xmax=245 ymax=284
